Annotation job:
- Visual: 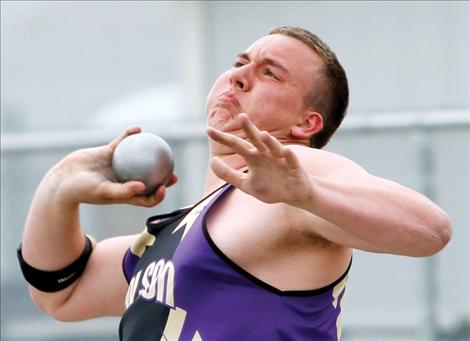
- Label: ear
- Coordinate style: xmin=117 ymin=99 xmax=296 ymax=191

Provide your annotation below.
xmin=290 ymin=112 xmax=323 ymax=139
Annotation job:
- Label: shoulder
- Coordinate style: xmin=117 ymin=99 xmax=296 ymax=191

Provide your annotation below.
xmin=286 ymin=144 xmax=369 ymax=180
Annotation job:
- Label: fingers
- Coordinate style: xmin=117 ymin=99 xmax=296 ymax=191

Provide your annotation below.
xmin=207 ymin=113 xmax=287 ymax=159
xmin=210 ymin=157 xmax=245 ymax=188
xmin=207 ymin=127 xmax=254 ymax=156
xmin=100 ymin=180 xmax=144 ymax=200
xmin=283 ymin=147 xmax=302 ymax=171
xmin=99 ymin=180 xmax=172 ymax=208
xmin=260 ymin=131 xmax=284 ymax=158
xmin=239 ymin=114 xmax=267 ymax=152
xmin=165 ymin=174 xmax=178 ymax=187
xmin=108 ymin=126 xmax=142 ymax=151
xmin=129 ymin=185 xmax=167 ymax=207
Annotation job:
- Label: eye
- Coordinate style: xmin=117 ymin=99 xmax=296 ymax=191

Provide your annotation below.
xmin=233 ymin=60 xmax=245 ymax=68
xmin=264 ymin=68 xmax=280 ymax=80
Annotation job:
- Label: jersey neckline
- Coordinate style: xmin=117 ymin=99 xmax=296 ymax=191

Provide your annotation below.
xmin=201 ymin=183 xmax=352 ymax=297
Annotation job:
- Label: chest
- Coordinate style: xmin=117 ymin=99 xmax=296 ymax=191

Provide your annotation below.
xmin=206 ymin=188 xmax=331 ymax=279
xmin=207 ymin=189 xmax=289 ymax=255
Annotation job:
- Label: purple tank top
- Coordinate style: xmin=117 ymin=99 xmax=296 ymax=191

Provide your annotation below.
xmin=120 ymin=184 xmax=350 ymax=341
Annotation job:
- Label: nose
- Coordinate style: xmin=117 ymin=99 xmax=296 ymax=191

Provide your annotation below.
xmin=229 ymin=65 xmax=251 ymax=91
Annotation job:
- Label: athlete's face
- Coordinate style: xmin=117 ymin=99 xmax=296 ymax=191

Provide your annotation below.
xmin=206 ymin=34 xmax=323 ymax=141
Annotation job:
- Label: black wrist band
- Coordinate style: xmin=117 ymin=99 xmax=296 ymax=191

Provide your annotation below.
xmin=17 ymin=236 xmax=93 ymax=293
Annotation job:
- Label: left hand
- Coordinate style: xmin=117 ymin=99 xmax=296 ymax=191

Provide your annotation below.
xmin=206 ymin=113 xmax=314 ymax=206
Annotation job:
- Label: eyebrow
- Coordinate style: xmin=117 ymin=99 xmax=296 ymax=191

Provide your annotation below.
xmin=237 ymin=52 xmax=290 ymax=75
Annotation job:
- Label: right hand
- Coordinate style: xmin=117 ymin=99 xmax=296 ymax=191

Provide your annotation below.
xmin=51 ymin=126 xmax=177 ymax=208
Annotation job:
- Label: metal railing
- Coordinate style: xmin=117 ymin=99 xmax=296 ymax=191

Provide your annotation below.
xmin=2 ymin=110 xmax=469 ymax=153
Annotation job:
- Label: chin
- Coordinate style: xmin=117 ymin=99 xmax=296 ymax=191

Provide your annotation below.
xmin=208 ymin=109 xmax=239 ymax=132
xmin=208 ymin=115 xmax=229 ymax=130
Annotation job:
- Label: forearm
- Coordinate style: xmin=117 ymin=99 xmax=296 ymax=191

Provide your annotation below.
xmin=21 ymin=164 xmax=89 ymax=271
xmin=19 ymin=163 xmax=93 ymax=317
xmin=298 ymin=175 xmax=452 ymax=256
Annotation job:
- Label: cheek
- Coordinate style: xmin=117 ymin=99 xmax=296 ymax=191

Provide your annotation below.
xmin=257 ymin=90 xmax=301 ymax=116
xmin=279 ymin=89 xmax=306 ymax=118
xmin=206 ymin=71 xmax=231 ymax=108
xmin=251 ymin=90 xmax=304 ymax=127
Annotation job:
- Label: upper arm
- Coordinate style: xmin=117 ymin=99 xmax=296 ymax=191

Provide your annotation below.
xmin=287 ymin=146 xmax=451 ymax=255
xmin=288 ymin=204 xmax=389 ymax=253
xmin=30 ymin=234 xmax=136 ymax=321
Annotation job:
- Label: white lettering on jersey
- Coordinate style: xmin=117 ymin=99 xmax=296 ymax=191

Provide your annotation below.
xmin=125 ymin=270 xmax=142 ymax=308
xmin=125 ymin=259 xmax=175 ymax=309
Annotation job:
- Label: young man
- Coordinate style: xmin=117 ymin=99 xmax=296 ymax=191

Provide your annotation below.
xmin=18 ymin=26 xmax=451 ymax=340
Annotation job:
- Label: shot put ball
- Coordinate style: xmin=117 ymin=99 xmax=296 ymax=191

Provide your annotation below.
xmin=112 ymin=132 xmax=174 ymax=195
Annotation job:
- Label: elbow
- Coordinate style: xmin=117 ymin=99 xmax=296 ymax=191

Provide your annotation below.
xmin=410 ymin=212 xmax=453 ymax=257
xmin=431 ymin=212 xmax=452 ymax=254
xmin=28 ymin=286 xmax=78 ymax=322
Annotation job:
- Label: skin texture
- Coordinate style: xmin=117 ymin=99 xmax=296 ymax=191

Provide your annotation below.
xmin=21 ymin=34 xmax=452 ymax=321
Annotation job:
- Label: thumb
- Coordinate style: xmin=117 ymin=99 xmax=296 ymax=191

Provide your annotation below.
xmin=210 ymin=157 xmax=244 ymax=188
xmin=100 ymin=180 xmax=146 ymax=201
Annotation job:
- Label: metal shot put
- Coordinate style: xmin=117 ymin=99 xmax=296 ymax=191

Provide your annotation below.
xmin=112 ymin=133 xmax=174 ymax=196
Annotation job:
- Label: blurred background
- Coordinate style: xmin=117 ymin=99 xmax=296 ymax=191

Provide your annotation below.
xmin=1 ymin=1 xmax=469 ymax=340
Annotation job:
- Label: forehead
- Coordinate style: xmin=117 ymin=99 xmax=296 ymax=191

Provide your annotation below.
xmin=244 ymin=34 xmax=323 ymax=74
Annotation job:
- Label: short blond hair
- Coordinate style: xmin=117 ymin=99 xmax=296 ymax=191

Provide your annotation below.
xmin=270 ymin=26 xmax=349 ymax=148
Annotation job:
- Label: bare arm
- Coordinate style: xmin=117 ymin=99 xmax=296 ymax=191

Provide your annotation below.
xmin=28 ymin=235 xmax=135 ymax=320
xmin=21 ymin=127 xmax=176 ymax=320
xmin=207 ymin=114 xmax=452 ymax=257
xmin=289 ymin=152 xmax=452 ymax=256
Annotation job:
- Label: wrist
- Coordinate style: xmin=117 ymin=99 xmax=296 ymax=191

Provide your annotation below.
xmin=39 ymin=160 xmax=81 ymax=208
xmin=287 ymin=174 xmax=317 ymax=211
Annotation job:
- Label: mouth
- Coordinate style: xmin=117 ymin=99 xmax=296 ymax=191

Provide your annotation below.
xmin=218 ymin=91 xmax=241 ymax=110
